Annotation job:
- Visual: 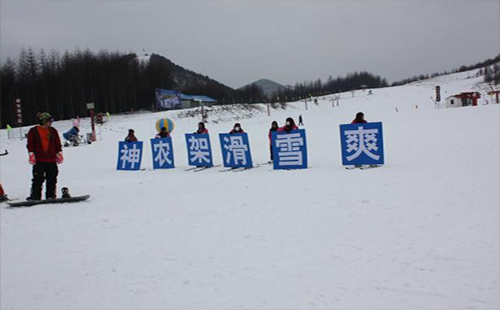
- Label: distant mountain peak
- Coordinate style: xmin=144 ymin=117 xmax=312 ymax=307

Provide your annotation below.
xmin=238 ymin=79 xmax=286 ymax=97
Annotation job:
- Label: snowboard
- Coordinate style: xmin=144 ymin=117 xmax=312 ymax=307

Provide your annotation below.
xmin=6 ymin=195 xmax=90 ymax=207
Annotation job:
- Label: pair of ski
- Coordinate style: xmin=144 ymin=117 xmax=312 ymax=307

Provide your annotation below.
xmin=219 ymin=162 xmax=270 ymax=173
xmin=345 ymin=165 xmax=382 ymax=170
xmin=184 ymin=164 xmax=222 ymax=172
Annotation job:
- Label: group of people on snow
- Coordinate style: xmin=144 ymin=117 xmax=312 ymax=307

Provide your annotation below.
xmin=0 ymin=111 xmax=367 ymax=203
xmin=124 ymin=112 xmax=367 ymax=163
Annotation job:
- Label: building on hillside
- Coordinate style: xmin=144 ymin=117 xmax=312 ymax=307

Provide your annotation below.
xmin=155 ymin=88 xmax=218 ymax=110
xmin=180 ymin=94 xmax=218 ymax=109
xmin=444 ymin=91 xmax=481 ymax=108
xmin=488 ymin=90 xmax=500 ymax=104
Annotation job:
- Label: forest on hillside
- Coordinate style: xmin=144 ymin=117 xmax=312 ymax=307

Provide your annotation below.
xmin=1 ymin=48 xmax=498 ymax=128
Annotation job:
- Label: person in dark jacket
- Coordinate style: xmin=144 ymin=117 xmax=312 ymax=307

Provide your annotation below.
xmin=278 ymin=117 xmax=299 ymax=133
xmin=268 ymin=121 xmax=279 ymax=162
xmin=26 ymin=112 xmax=63 ymax=200
xmin=194 ymin=122 xmax=208 ymax=134
xmin=351 ymin=112 xmax=367 ymax=124
xmin=125 ymin=129 xmax=138 ymax=142
xmin=229 ymin=123 xmax=244 ymax=134
xmin=351 ymin=112 xmax=368 ymax=168
xmin=155 ymin=127 xmax=170 ymax=138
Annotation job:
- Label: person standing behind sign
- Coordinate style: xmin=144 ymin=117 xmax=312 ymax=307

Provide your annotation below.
xmin=268 ymin=121 xmax=279 ymax=162
xmin=125 ymin=129 xmax=138 ymax=142
xmin=278 ymin=117 xmax=299 ymax=133
xmin=155 ymin=127 xmax=170 ymax=138
xmin=229 ymin=123 xmax=245 ymax=134
xmin=26 ymin=112 xmax=63 ymax=200
xmin=351 ymin=112 xmax=367 ymax=124
xmin=351 ymin=112 xmax=368 ymax=168
xmin=194 ymin=122 xmax=208 ymax=134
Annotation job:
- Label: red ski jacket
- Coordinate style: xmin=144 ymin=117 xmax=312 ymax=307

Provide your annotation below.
xmin=27 ymin=126 xmax=62 ymax=163
xmin=278 ymin=125 xmax=299 ymax=133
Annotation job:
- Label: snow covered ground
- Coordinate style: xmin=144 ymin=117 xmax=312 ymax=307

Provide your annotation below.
xmin=1 ymin=69 xmax=499 ymax=309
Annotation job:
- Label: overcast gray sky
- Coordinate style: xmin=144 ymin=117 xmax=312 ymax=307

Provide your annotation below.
xmin=1 ymin=0 xmax=499 ymax=89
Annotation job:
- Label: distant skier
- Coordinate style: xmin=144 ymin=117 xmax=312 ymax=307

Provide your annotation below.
xmin=268 ymin=121 xmax=279 ymax=162
xmin=155 ymin=126 xmax=170 ymax=138
xmin=278 ymin=117 xmax=299 ymax=133
xmin=351 ymin=112 xmax=367 ymax=124
xmin=194 ymin=122 xmax=208 ymax=134
xmin=26 ymin=112 xmax=64 ymax=200
xmin=124 ymin=129 xmax=138 ymax=142
xmin=229 ymin=123 xmax=244 ymax=134
xmin=298 ymin=115 xmax=304 ymax=126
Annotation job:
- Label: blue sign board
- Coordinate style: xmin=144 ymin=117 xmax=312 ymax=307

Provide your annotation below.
xmin=271 ymin=129 xmax=308 ymax=170
xmin=185 ymin=133 xmax=213 ymax=167
xmin=117 ymin=141 xmax=143 ymax=171
xmin=150 ymin=138 xmax=175 ymax=169
xmin=340 ymin=122 xmax=384 ymax=166
xmin=219 ymin=133 xmax=253 ymax=168
xmin=155 ymin=89 xmax=181 ymax=109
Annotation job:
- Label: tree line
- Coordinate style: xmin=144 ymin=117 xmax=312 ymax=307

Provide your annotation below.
xmin=1 ymin=48 xmax=498 ymax=128
xmin=390 ymin=54 xmax=500 ymax=86
xmin=0 ymin=48 xmax=238 ymax=128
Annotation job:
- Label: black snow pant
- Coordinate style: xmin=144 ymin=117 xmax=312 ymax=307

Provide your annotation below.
xmin=30 ymin=162 xmax=58 ymax=199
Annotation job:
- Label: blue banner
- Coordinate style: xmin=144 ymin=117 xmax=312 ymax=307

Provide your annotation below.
xmin=150 ymin=138 xmax=175 ymax=169
xmin=219 ymin=133 xmax=253 ymax=168
xmin=185 ymin=133 xmax=213 ymax=167
xmin=340 ymin=122 xmax=384 ymax=166
xmin=155 ymin=89 xmax=181 ymax=109
xmin=117 ymin=141 xmax=143 ymax=171
xmin=271 ymin=129 xmax=308 ymax=170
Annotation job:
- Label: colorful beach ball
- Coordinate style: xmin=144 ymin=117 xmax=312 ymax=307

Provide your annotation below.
xmin=155 ymin=118 xmax=175 ymax=133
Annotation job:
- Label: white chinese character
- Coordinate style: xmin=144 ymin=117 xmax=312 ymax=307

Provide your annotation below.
xmin=223 ymin=136 xmax=248 ymax=165
xmin=275 ymin=133 xmax=304 ymax=166
xmin=153 ymin=140 xmax=172 ymax=166
xmin=120 ymin=143 xmax=142 ymax=169
xmin=344 ymin=126 xmax=380 ymax=161
xmin=189 ymin=136 xmax=211 ymax=163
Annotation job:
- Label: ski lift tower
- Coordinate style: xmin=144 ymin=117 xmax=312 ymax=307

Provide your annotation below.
xmin=86 ymin=102 xmax=97 ymax=142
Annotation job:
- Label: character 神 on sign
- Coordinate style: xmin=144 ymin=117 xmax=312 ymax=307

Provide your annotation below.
xmin=117 ymin=141 xmax=143 ymax=170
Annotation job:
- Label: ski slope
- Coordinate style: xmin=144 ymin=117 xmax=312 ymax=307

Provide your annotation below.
xmin=1 ymin=69 xmax=499 ymax=310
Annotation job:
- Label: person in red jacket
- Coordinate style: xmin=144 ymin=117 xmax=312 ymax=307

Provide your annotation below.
xmin=26 ymin=112 xmax=63 ymax=200
xmin=155 ymin=127 xmax=170 ymax=138
xmin=229 ymin=123 xmax=244 ymax=134
xmin=278 ymin=117 xmax=299 ymax=133
xmin=351 ymin=112 xmax=367 ymax=124
xmin=0 ymin=183 xmax=8 ymax=202
xmin=194 ymin=122 xmax=208 ymax=134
